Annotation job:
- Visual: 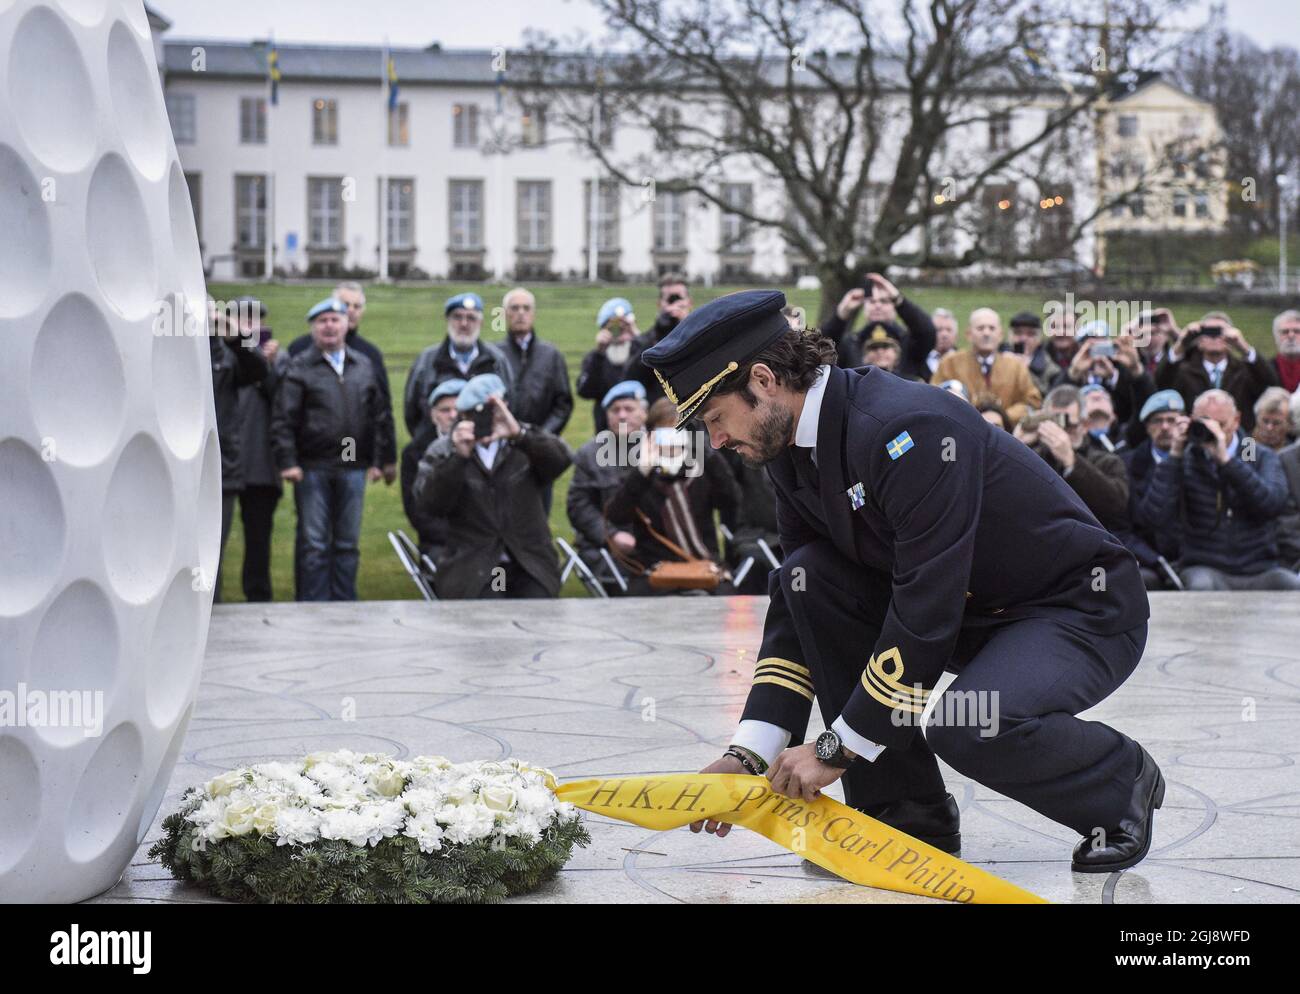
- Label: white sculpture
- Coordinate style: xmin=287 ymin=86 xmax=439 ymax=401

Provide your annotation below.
xmin=0 ymin=0 xmax=216 ymax=902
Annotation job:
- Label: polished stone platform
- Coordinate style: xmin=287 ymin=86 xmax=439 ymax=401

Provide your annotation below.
xmin=97 ymin=593 xmax=1300 ymax=904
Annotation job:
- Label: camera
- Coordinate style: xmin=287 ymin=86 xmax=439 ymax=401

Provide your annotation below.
xmin=664 ymin=292 xmax=684 ymax=305
xmin=1020 ymin=411 xmax=1068 ymax=431
xmin=1199 ymin=324 xmax=1223 ymax=337
xmin=1089 ymin=340 xmax=1116 ymax=358
xmin=1187 ymin=418 xmax=1216 ymax=445
xmin=470 ymin=404 xmax=495 ymax=440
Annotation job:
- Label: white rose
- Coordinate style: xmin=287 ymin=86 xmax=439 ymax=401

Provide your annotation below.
xmin=478 ymin=785 xmax=517 ymax=813
xmin=252 ymin=803 xmax=278 ymax=835
xmin=222 ymin=799 xmax=258 ymax=837
xmin=206 ymin=771 xmax=243 ymax=798
xmin=367 ymin=767 xmax=406 ymax=798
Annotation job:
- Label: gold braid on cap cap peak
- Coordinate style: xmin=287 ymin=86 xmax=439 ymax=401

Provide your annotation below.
xmin=655 ymin=361 xmax=740 ymax=419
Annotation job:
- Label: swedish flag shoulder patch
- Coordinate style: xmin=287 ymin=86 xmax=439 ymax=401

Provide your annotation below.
xmin=886 ymin=431 xmax=914 ymax=461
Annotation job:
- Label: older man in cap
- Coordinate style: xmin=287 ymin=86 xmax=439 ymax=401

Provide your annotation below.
xmin=1119 ymin=390 xmax=1186 ymax=589
xmin=403 ymin=292 xmax=515 ymax=440
xmin=1007 ymin=310 xmax=1060 ymax=396
xmin=272 ymin=297 xmax=395 ymax=601
xmin=643 ymin=289 xmax=1160 ymax=873
xmin=412 ymin=373 xmax=571 ymax=599
xmin=400 ymin=378 xmax=465 ymax=564
xmin=566 ymin=380 xmax=647 ymax=587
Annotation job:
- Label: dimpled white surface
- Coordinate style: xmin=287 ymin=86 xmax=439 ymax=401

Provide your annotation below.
xmin=0 ymin=0 xmax=216 ymax=902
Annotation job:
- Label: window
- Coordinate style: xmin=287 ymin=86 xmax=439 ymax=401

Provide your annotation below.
xmin=234 ymin=174 xmax=266 ymax=248
xmin=988 ymin=112 xmax=1011 ymax=152
xmin=719 ymin=183 xmax=753 ymax=252
xmin=307 ymin=177 xmax=344 ymax=246
xmin=184 ymin=172 xmax=202 ymax=242
xmin=597 ymin=108 xmax=615 ymax=149
xmin=453 ymin=104 xmax=479 ymax=147
xmin=312 ymin=98 xmax=338 ymax=145
xmin=166 ymin=93 xmax=196 ymax=144
xmin=1179 ymin=114 xmax=1200 ymax=138
xmin=654 ymin=107 xmax=681 ymax=151
xmin=1130 ymin=195 xmax=1145 ymax=218
xmin=239 ymin=97 xmax=266 ymax=145
xmin=654 ymin=190 xmax=687 ymax=252
xmin=981 ymin=182 xmax=1017 ymax=259
xmin=1117 ymin=114 xmax=1138 ymax=139
xmin=386 ymin=178 xmax=414 ymax=249
xmin=448 ymin=179 xmax=483 ymax=249
xmin=388 ymin=102 xmax=409 ymax=146
xmin=1172 ymin=193 xmax=1188 ymax=218
xmin=584 ymin=179 xmax=620 ymax=251
xmin=1194 ymin=192 xmax=1209 ymax=218
xmin=521 ymin=105 xmax=546 ymax=147
xmin=516 ymin=180 xmax=552 ymax=250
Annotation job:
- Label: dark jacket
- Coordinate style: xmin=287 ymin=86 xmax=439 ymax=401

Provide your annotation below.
xmin=625 ymin=312 xmax=682 ymax=409
xmin=403 ymin=338 xmax=515 ymax=438
xmin=1154 ymin=348 xmax=1278 ymax=431
xmin=271 ymin=347 xmax=395 ymax=472
xmin=1040 ymin=434 xmax=1130 ymax=535
xmin=497 ymin=332 xmax=573 ymax=436
xmin=289 ymin=327 xmax=395 ymax=466
xmin=576 ymin=339 xmax=648 ymax=434
xmin=1146 ymin=432 xmax=1291 ymax=574
xmin=604 ymin=446 xmax=739 ymax=570
xmin=211 ymin=334 xmax=270 ymax=492
xmin=400 ymin=433 xmax=450 ymax=558
xmin=820 ymin=296 xmax=936 ymax=380
xmin=412 ymin=428 xmax=572 ymax=598
xmin=1118 ymin=440 xmax=1181 ymax=568
xmin=236 ymin=345 xmax=288 ymax=491
xmin=741 ymin=365 xmax=1149 ymax=750
xmin=567 ymin=433 xmax=637 ymax=551
xmin=1277 ymin=441 xmax=1300 ymax=570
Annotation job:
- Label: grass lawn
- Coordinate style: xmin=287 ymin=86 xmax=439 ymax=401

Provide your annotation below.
xmin=209 ymin=280 xmax=1286 ymax=602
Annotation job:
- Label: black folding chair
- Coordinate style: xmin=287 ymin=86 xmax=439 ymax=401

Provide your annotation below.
xmin=388 ymin=529 xmax=437 ymax=602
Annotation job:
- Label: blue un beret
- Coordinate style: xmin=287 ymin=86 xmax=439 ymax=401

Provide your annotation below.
xmin=640 ymin=289 xmax=788 ymax=428
xmin=444 ymin=292 xmax=483 ymax=317
xmin=428 ymin=378 xmax=467 ymax=408
xmin=597 ymin=297 xmax=634 ymax=328
xmin=601 ymin=379 xmax=646 ymax=410
xmin=456 ymin=372 xmax=507 ymax=413
xmin=1139 ymin=389 xmax=1185 ymax=423
xmin=307 ymin=297 xmax=347 ymax=322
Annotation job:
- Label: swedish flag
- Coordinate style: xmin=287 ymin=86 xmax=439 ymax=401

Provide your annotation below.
xmin=267 ymin=40 xmax=281 ymax=106
xmin=886 ymin=431 xmax=914 ymax=460
xmin=387 ymin=54 xmax=399 ymax=111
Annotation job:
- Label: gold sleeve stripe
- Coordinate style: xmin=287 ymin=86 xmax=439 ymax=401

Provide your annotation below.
xmin=753 ymin=674 xmax=815 ymax=701
xmin=754 ymin=664 xmax=813 ymax=694
xmin=862 ymin=674 xmax=926 ymax=714
xmin=755 ymin=657 xmax=812 ymax=679
xmin=860 ymin=647 xmax=929 ymax=714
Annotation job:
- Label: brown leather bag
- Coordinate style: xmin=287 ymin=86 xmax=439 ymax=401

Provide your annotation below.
xmin=607 ymin=508 xmax=725 ymax=592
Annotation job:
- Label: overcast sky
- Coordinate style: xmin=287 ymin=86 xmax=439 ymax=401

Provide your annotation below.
xmin=153 ymin=0 xmax=1298 ymax=53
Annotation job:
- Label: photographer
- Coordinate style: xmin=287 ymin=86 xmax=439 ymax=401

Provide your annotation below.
xmin=1013 ymin=384 xmax=1129 ymax=533
xmin=1006 ymin=311 xmax=1061 ymax=396
xmin=399 ymin=378 xmax=465 ymax=564
xmin=1155 ymin=311 xmax=1277 ymax=432
xmin=626 ymin=275 xmax=693 ymax=408
xmin=411 ymin=373 xmax=572 ymax=599
xmin=1119 ymin=391 xmax=1186 ymax=590
xmin=603 ymin=398 xmax=738 ymax=595
xmin=1147 ymin=389 xmax=1300 ymax=591
xmin=822 ymin=272 xmax=935 ymax=380
xmin=576 ymin=297 xmax=644 ymax=435
xmin=1059 ymin=320 xmax=1154 ymax=444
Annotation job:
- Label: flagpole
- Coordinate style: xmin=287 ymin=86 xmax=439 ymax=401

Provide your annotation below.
xmin=264 ymin=32 xmax=276 ymax=281
xmin=379 ymin=40 xmax=390 ymax=282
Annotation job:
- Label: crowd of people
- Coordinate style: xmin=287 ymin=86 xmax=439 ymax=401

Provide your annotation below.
xmin=210 ymin=275 xmax=1300 ymax=601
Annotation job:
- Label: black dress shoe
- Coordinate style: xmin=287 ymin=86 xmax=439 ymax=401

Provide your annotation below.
xmin=1071 ymin=745 xmax=1165 ymax=873
xmin=856 ymin=792 xmax=962 ymax=855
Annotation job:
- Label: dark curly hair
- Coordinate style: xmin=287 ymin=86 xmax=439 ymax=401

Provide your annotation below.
xmin=710 ymin=328 xmax=838 ymax=409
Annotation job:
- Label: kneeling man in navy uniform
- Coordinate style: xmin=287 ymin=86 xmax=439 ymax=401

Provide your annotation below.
xmin=641 ymin=289 xmax=1162 ymax=872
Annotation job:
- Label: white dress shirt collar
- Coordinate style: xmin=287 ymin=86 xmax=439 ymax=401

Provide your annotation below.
xmin=794 ymin=365 xmax=831 ymax=453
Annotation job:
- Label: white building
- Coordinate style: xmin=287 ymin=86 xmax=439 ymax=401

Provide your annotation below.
xmin=156 ymin=27 xmax=1225 ymax=283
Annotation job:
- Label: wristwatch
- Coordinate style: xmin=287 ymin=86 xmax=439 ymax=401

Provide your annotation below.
xmin=814 ymin=729 xmax=854 ymax=769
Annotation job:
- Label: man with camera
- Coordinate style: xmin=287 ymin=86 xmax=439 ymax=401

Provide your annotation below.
xmin=1006 ymin=311 xmax=1061 ymax=396
xmin=399 ymin=378 xmax=465 ymax=565
xmin=411 ymin=373 xmax=571 ymax=599
xmin=576 ymin=297 xmax=644 ymax=435
xmin=1060 ymin=321 xmax=1154 ymax=444
xmin=1119 ymin=391 xmax=1187 ymax=590
xmin=1155 ymin=312 xmax=1277 ymax=432
xmin=822 ymin=272 xmax=936 ymax=381
xmin=1013 ymin=384 xmax=1130 ymax=534
xmin=625 ymin=275 xmax=693 ymax=409
xmin=1144 ymin=389 xmax=1299 ymax=591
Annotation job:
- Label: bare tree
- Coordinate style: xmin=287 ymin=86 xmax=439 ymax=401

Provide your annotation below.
xmin=518 ymin=0 xmax=1200 ymax=319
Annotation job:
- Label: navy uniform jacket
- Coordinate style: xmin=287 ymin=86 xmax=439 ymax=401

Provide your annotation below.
xmin=741 ymin=365 xmax=1149 ymax=751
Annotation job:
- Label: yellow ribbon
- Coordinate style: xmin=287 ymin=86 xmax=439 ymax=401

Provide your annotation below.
xmin=555 ymin=774 xmax=1046 ymax=904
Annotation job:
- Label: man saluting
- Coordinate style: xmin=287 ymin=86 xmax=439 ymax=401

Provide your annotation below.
xmin=641 ymin=290 xmax=1162 ymax=872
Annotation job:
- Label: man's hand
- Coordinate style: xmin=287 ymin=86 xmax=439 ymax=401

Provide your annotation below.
xmin=451 ymin=420 xmax=476 ymax=459
xmin=381 ymin=462 xmax=397 ymax=485
xmin=487 ymin=394 xmax=523 ymax=443
xmin=768 ymin=742 xmax=847 ymax=803
xmin=261 ymin=338 xmax=280 ymax=362
xmin=864 ymin=271 xmax=901 ymax=302
xmin=610 ymin=530 xmax=636 ymax=553
xmin=281 ymin=466 xmax=303 ymax=483
xmin=1168 ymin=414 xmax=1191 ymax=457
xmin=1036 ymin=419 xmax=1076 ymax=471
xmin=836 ymin=287 xmax=866 ymax=321
xmin=688 ymin=754 xmax=747 ymax=837
xmin=1115 ymin=334 xmax=1142 ymax=375
xmin=1223 ymin=325 xmax=1251 ymax=356
xmin=663 ymin=297 xmax=690 ymax=322
xmin=1067 ymin=338 xmax=1094 ymax=383
xmin=1198 ymin=416 xmax=1231 ymax=464
xmin=1171 ymin=322 xmax=1200 ymax=360
xmin=1013 ymin=420 xmax=1038 ymax=447
xmin=594 ymin=327 xmax=613 ymax=351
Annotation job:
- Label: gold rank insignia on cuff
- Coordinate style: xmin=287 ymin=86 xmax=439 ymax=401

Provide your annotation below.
xmin=861 ymin=647 xmax=929 ymax=714
xmin=753 ymin=657 xmax=814 ymax=701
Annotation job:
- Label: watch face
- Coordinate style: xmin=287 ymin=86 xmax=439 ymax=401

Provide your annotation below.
xmin=815 ymin=731 xmax=838 ymax=760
